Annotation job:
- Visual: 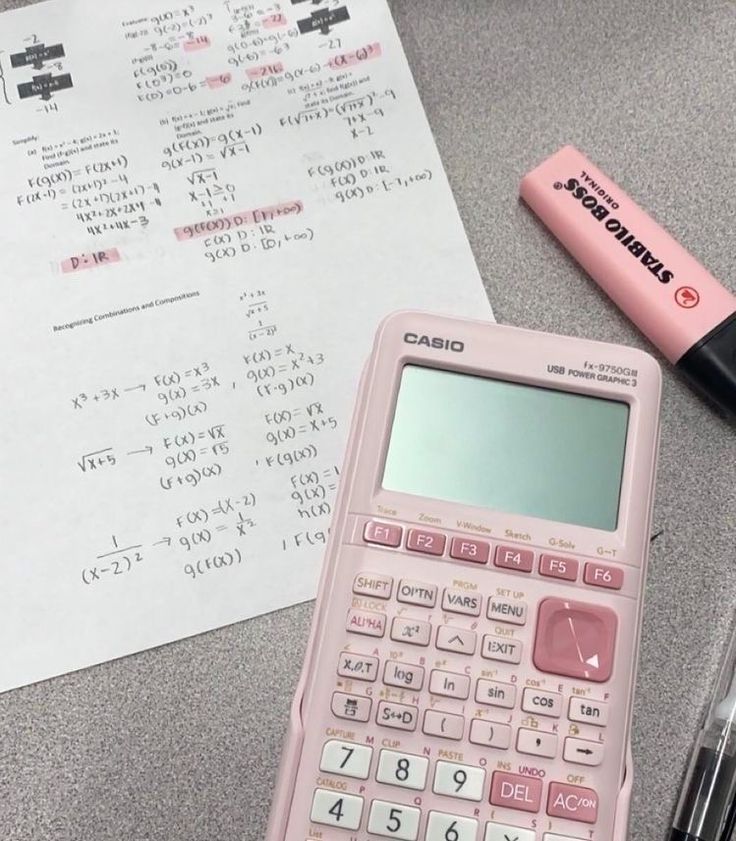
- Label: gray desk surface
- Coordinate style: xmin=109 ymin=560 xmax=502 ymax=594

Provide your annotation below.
xmin=1 ymin=1 xmax=735 ymax=840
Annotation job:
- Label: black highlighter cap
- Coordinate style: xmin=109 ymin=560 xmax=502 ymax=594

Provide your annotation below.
xmin=669 ymin=832 xmax=704 ymax=841
xmin=677 ymin=312 xmax=736 ymax=418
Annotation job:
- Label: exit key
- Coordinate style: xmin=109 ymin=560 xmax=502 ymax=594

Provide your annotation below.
xmin=489 ymin=771 xmax=542 ymax=813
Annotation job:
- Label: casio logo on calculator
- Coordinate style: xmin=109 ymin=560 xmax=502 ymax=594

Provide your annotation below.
xmin=403 ymin=332 xmax=464 ymax=352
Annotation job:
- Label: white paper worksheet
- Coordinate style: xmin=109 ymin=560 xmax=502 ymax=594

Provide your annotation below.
xmin=0 ymin=0 xmax=493 ymax=693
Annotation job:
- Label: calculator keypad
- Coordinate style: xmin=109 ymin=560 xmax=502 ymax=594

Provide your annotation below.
xmin=301 ymin=519 xmax=633 ymax=839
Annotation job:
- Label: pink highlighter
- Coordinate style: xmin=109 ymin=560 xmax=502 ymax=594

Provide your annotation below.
xmin=520 ymin=145 xmax=736 ymax=416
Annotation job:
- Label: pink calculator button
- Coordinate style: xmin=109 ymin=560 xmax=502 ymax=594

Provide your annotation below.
xmin=489 ymin=772 xmax=542 ymax=813
xmin=539 ymin=554 xmax=579 ymax=581
xmin=584 ymin=561 xmax=624 ymax=590
xmin=494 ymin=545 xmax=534 ymax=572
xmin=547 ymin=782 xmax=599 ymax=823
xmin=449 ymin=537 xmax=490 ymax=564
xmin=533 ymin=598 xmax=617 ymax=683
xmin=406 ymin=528 xmax=446 ymax=556
xmin=363 ymin=520 xmax=402 ymax=547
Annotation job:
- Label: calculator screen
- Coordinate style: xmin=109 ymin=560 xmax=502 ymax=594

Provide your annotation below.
xmin=382 ymin=365 xmax=629 ymax=531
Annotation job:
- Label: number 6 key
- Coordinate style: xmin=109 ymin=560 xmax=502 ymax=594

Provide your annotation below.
xmin=426 ymin=812 xmax=478 ymax=841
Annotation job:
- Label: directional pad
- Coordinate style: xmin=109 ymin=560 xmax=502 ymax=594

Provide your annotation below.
xmin=533 ymin=598 xmax=617 ymax=683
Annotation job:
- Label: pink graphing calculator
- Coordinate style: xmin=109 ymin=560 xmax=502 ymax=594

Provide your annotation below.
xmin=267 ymin=312 xmax=661 ymax=841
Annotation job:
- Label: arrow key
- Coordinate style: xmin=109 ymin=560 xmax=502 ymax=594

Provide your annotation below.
xmin=563 ymin=737 xmax=604 ymax=767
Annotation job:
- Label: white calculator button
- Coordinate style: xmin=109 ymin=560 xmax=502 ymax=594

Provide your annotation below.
xmin=423 ymin=710 xmax=464 ymax=740
xmin=481 ymin=635 xmax=522 ymax=664
xmin=485 ymin=823 xmax=535 ymax=841
xmin=468 ymin=719 xmax=511 ymax=750
xmin=376 ymin=749 xmax=429 ymax=790
xmin=353 ymin=572 xmax=393 ymax=599
xmin=475 ymin=679 xmax=516 ymax=709
xmin=319 ymin=740 xmax=373 ymax=779
xmin=377 ymin=701 xmax=418 ymax=731
xmin=384 ymin=660 xmax=425 ymax=691
xmin=563 ymin=738 xmax=605 ymax=766
xmin=347 ymin=608 xmax=386 ymax=637
xmin=367 ymin=800 xmax=422 ymax=840
xmin=521 ymin=687 xmax=562 ymax=718
xmin=516 ymin=728 xmax=558 ymax=758
xmin=433 ymin=761 xmax=485 ymax=801
xmin=426 ymin=812 xmax=478 ymax=841
xmin=436 ymin=625 xmax=477 ymax=655
xmin=397 ymin=579 xmax=437 ymax=607
xmin=331 ymin=692 xmax=372 ymax=722
xmin=487 ymin=597 xmax=527 ymax=625
xmin=310 ymin=788 xmax=363 ymax=830
xmin=568 ymin=697 xmax=608 ymax=726
xmin=442 ymin=588 xmax=482 ymax=616
xmin=429 ymin=670 xmax=471 ymax=700
xmin=391 ymin=617 xmax=432 ymax=646
xmin=337 ymin=650 xmax=379 ymax=682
